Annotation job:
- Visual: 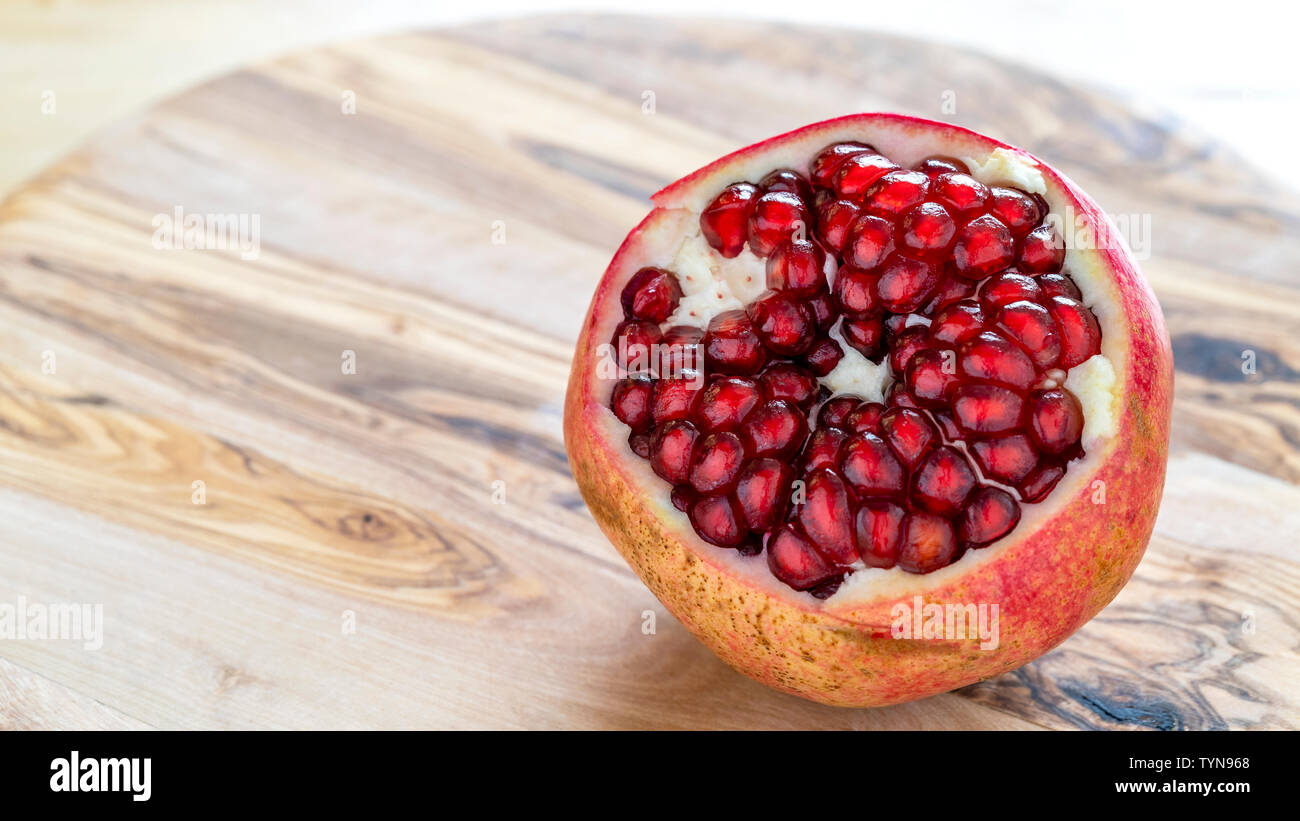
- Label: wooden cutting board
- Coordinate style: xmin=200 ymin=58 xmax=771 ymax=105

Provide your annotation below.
xmin=0 ymin=15 xmax=1296 ymax=730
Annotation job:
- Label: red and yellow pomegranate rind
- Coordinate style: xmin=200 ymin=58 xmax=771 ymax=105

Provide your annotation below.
xmin=564 ymin=114 xmax=1172 ymax=707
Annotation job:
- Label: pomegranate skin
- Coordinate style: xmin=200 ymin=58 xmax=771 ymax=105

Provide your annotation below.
xmin=564 ymin=114 xmax=1173 ymax=708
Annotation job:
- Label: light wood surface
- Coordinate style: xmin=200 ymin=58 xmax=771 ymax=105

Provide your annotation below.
xmin=0 ymin=16 xmax=1296 ymax=729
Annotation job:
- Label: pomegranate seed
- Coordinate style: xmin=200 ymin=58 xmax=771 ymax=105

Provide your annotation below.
xmin=831 ymin=153 xmax=899 ymax=199
xmin=844 ymin=401 xmax=886 ymax=434
xmin=749 ymin=191 xmax=810 ymax=257
xmin=932 ymin=173 xmax=989 ymax=218
xmin=979 ymin=271 xmax=1042 ymax=310
xmin=913 ymin=156 xmax=970 ymax=178
xmin=959 ymin=330 xmax=1037 ymax=390
xmin=842 ymin=315 xmax=884 ymax=358
xmin=650 ymin=420 xmax=699 ymax=484
xmin=832 ymin=264 xmax=881 ymax=318
xmin=839 ymin=432 xmax=906 ymax=498
xmin=802 ymin=336 xmax=844 ymax=376
xmin=970 ymin=434 xmax=1038 ymax=485
xmin=759 ymin=168 xmax=813 ymax=202
xmin=691 ymin=376 xmax=760 ymax=433
xmin=911 ymin=445 xmax=977 ymax=517
xmin=758 ymin=362 xmax=819 ymax=408
xmin=905 ymin=348 xmax=959 ymax=407
xmin=689 ymin=431 xmax=747 ymax=494
xmin=660 ymin=325 xmax=704 ymax=374
xmin=610 ymin=374 xmax=654 ymax=431
xmin=1019 ymin=223 xmax=1065 ymax=273
xmin=689 ymin=493 xmax=748 ymax=547
xmin=808 ymin=141 xmax=876 ymax=188
xmin=629 ymin=431 xmax=652 ymax=458
xmin=953 ymin=214 xmax=1014 ymax=279
xmin=1018 ymin=462 xmax=1065 ymax=503
xmin=808 ymin=292 xmax=836 ymax=331
xmin=700 ymin=182 xmax=759 ymax=258
xmin=879 ymin=407 xmax=938 ymax=471
xmin=747 ymin=290 xmax=815 ymax=356
xmin=703 ymin=309 xmax=768 ymax=375
xmin=899 ymin=202 xmax=957 ymax=257
xmin=796 ymin=469 xmax=858 ymax=565
xmin=952 ymin=383 xmax=1025 ymax=434
xmin=740 ymin=399 xmax=809 ymax=458
xmin=897 ymin=513 xmax=958 ymax=574
xmin=884 ymin=313 xmax=909 ymax=337
xmin=621 ymin=267 xmax=683 ymax=323
xmin=888 ymin=325 xmax=931 ymax=376
xmin=844 ymin=214 xmax=896 ymax=270
xmin=815 ymin=198 xmax=862 ymax=253
xmin=855 ymin=500 xmax=906 ymax=568
xmin=863 ymin=170 xmax=930 ymax=219
xmin=766 ymin=237 xmax=827 ymax=296
xmin=987 ymin=187 xmax=1042 ymax=237
xmin=932 ymin=410 xmax=962 ymax=441
xmin=1027 ymin=388 xmax=1084 ymax=455
xmin=818 ymin=395 xmax=861 ymax=428
xmin=735 ymin=458 xmax=795 ymax=531
xmin=874 ymin=254 xmax=939 ymax=313
xmin=1047 ymin=296 xmax=1102 ymax=369
xmin=997 ymin=300 xmax=1062 ymax=370
xmin=801 ymin=426 xmax=847 ymax=473
xmin=1038 ymin=272 xmax=1081 ymax=300
xmin=923 ymin=276 xmax=977 ymax=313
xmin=959 ymin=487 xmax=1021 ymax=547
xmin=652 ymin=373 xmax=704 ymax=423
xmin=612 ymin=319 xmax=663 ymax=374
xmin=928 ymin=299 xmax=986 ymax=346
xmin=671 ymin=485 xmax=695 ymax=512
xmin=767 ymin=524 xmax=838 ymax=590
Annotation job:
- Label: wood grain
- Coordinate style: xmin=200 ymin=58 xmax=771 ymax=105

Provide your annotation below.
xmin=0 ymin=16 xmax=1296 ymax=729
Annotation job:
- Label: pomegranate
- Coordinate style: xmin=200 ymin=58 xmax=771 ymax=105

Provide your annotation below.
xmin=564 ymin=115 xmax=1172 ymax=707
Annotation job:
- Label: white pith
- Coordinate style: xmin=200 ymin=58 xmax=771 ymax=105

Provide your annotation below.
xmin=598 ymin=121 xmax=1128 ymax=612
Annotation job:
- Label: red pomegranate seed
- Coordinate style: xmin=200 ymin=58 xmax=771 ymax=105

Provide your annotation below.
xmin=952 ymin=383 xmax=1025 ymax=434
xmin=766 ymin=237 xmax=827 ymax=296
xmin=767 ymin=524 xmax=838 ymax=590
xmin=859 ymin=170 xmax=927 ymax=217
xmin=689 ymin=431 xmax=747 ymax=493
xmin=815 ymin=198 xmax=862 ymax=253
xmin=818 ymin=395 xmax=861 ymax=428
xmin=928 ymin=299 xmax=986 ymax=346
xmin=888 ymin=325 xmax=931 ymax=376
xmin=832 ymin=264 xmax=880 ymax=318
xmin=740 ymin=399 xmax=809 ymax=458
xmin=611 ymin=319 xmax=663 ymax=373
xmin=796 ymin=469 xmax=858 ymax=565
xmin=844 ymin=214 xmax=896 ymax=270
xmin=879 ymin=407 xmax=937 ymax=470
xmin=802 ymin=336 xmax=844 ymax=376
xmin=959 ymin=330 xmax=1037 ymax=390
xmin=1027 ymin=389 xmax=1084 ymax=455
xmin=886 ymin=383 xmax=922 ymax=409
xmin=1047 ymin=295 xmax=1102 ymax=369
xmin=979 ymin=271 xmax=1042 ymax=310
xmin=906 ymin=348 xmax=959 ymax=407
xmin=931 ymin=410 xmax=962 ymax=441
xmin=874 ymin=254 xmax=939 ymax=313
xmin=913 ymin=156 xmax=970 ymax=178
xmin=932 ymin=173 xmax=989 ymax=218
xmin=691 ymin=376 xmax=760 ymax=432
xmin=629 ymin=431 xmax=652 ymax=458
xmin=747 ymin=290 xmax=815 ymax=355
xmin=899 ymin=202 xmax=957 ymax=257
xmin=735 ymin=458 xmax=795 ymax=531
xmin=749 ymin=191 xmax=810 ymax=257
xmin=671 ymin=484 xmax=695 ymax=512
xmin=884 ymin=313 xmax=909 ymax=337
xmin=831 ymin=153 xmax=899 ymax=199
xmin=1018 ymin=462 xmax=1065 ymax=503
xmin=808 ymin=292 xmax=836 ymax=331
xmin=855 ymin=500 xmax=906 ymax=568
xmin=689 ymin=493 xmax=748 ymax=547
xmin=703 ymin=309 xmax=768 ymax=375
xmin=759 ymin=168 xmax=813 ymax=201
xmin=660 ymin=325 xmax=704 ymax=374
xmin=959 ymin=487 xmax=1021 ymax=547
xmin=1019 ymin=223 xmax=1065 ymax=273
xmin=650 ymin=420 xmax=699 ymax=484
xmin=923 ymin=276 xmax=977 ymax=313
xmin=844 ymin=401 xmax=885 ymax=434
xmin=911 ymin=445 xmax=977 ymax=516
xmin=621 ymin=267 xmax=683 ymax=323
xmin=953 ymin=214 xmax=1014 ymax=279
xmin=700 ymin=182 xmax=759 ymax=258
xmin=652 ymin=374 xmax=704 ymax=423
xmin=839 ymin=432 xmax=906 ymax=498
xmin=1038 ymin=272 xmax=1081 ymax=300
xmin=997 ymin=299 xmax=1062 ymax=370
xmin=808 ymin=142 xmax=876 ymax=188
xmin=610 ymin=374 xmax=654 ymax=431
xmin=758 ymin=362 xmax=819 ymax=408
xmin=987 ymin=187 xmax=1042 ymax=237
xmin=970 ymin=433 xmax=1038 ymax=485
xmin=801 ymin=426 xmax=847 ymax=473
xmin=897 ymin=513 xmax=958 ymax=574
xmin=842 ymin=315 xmax=884 ymax=358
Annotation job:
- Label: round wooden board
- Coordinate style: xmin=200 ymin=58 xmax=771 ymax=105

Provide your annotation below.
xmin=0 ymin=15 xmax=1296 ymax=730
